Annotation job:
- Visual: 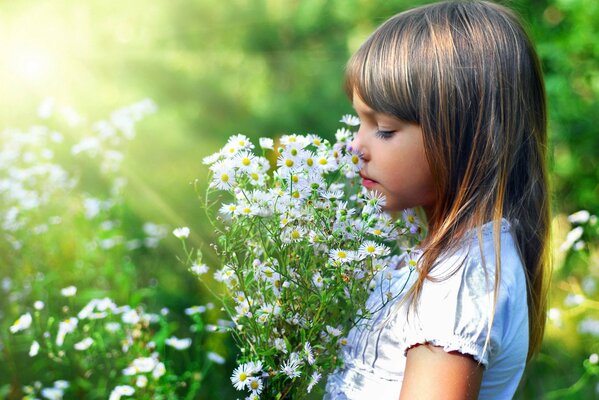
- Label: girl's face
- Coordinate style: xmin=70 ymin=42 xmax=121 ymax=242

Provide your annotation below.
xmin=350 ymin=92 xmax=436 ymax=215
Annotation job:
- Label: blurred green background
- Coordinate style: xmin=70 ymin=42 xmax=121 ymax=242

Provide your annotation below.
xmin=1 ymin=0 xmax=598 ymax=398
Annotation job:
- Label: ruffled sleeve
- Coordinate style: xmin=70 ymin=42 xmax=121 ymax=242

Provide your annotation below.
xmin=399 ymin=245 xmax=504 ymax=368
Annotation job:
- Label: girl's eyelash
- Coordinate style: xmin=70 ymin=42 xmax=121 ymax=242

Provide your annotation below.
xmin=375 ymin=129 xmax=395 ymax=139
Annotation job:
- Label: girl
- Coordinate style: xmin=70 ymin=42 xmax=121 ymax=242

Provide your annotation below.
xmin=325 ymin=1 xmax=550 ymax=399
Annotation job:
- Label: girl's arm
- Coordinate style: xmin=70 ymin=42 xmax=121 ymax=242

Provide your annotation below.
xmin=400 ymin=343 xmax=483 ymax=399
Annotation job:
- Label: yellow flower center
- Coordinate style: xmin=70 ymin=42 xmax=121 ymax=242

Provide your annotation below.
xmin=291 ymin=148 xmax=298 ymax=156
xmin=373 ymin=229 xmax=382 ymax=235
xmin=291 ymin=230 xmax=300 ymax=239
xmin=292 ymin=191 xmax=300 ymax=199
xmin=306 ymin=158 xmax=314 ymax=166
xmin=243 ymin=207 xmax=251 ymax=214
xmin=251 ymin=173 xmax=259 ymax=181
xmin=250 ymin=381 xmax=259 ymax=390
xmin=313 ymin=139 xmax=321 ymax=145
xmin=285 ymin=159 xmax=294 ymax=167
xmin=367 ymin=245 xmax=375 ymax=253
xmin=408 ymin=215 xmax=415 ymax=223
xmin=242 ymin=157 xmax=251 ymax=166
xmin=351 ymin=155 xmax=359 ymax=164
xmin=319 ymin=158 xmax=328 ymax=165
xmin=221 ymin=174 xmax=229 ymax=182
xmin=239 ymin=373 xmax=248 ymax=382
xmin=337 ymin=251 xmax=347 ymax=259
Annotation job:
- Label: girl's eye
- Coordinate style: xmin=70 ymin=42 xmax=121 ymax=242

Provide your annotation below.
xmin=375 ymin=129 xmax=395 ymax=139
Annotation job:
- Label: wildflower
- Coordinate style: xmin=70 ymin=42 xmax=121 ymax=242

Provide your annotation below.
xmin=568 ymin=210 xmax=590 ymax=224
xmin=34 ymin=301 xmax=45 ymax=310
xmin=560 ymin=226 xmax=584 ymax=252
xmin=326 ymin=325 xmax=342 ymax=337
xmin=402 ymin=209 xmax=420 ymax=234
xmin=54 ymin=381 xmax=69 ymax=390
xmin=105 ymin=322 xmax=121 ymax=333
xmin=210 ymin=160 xmax=236 ymax=190
xmin=60 ymin=286 xmax=77 ymax=297
xmin=247 ymin=377 xmax=264 ymax=395
xmin=136 ymin=375 xmax=148 ymax=388
xmin=231 ymin=363 xmax=252 ymax=390
xmin=29 ymin=340 xmax=40 ymax=357
xmin=152 ymin=362 xmax=166 ymax=379
xmin=228 ymin=134 xmax=254 ymax=150
xmin=190 ymin=262 xmax=209 ymax=276
xmin=185 ymin=305 xmax=206 ymax=315
xmin=234 ymin=150 xmax=257 ymax=172
xmin=335 ymin=127 xmax=353 ymax=142
xmin=340 ymin=114 xmax=360 ymax=126
xmin=312 ymin=272 xmax=324 ymax=288
xmin=363 ymin=190 xmax=386 ymax=214
xmin=208 ymin=352 xmax=226 ymax=365
xmin=74 ymin=337 xmax=94 ymax=351
xmin=172 ymin=227 xmax=190 ymax=239
xmin=307 ymin=371 xmax=322 ymax=393
xmin=165 ymin=336 xmax=192 ymax=350
xmin=127 ymin=357 xmax=157 ymax=374
xmin=108 ymin=385 xmax=135 ymax=400
xmin=329 ymin=249 xmax=355 ymax=264
xmin=358 ymin=241 xmax=390 ymax=258
xmin=10 ymin=312 xmax=32 ymax=333
xmin=122 ymin=309 xmax=140 ymax=324
xmin=41 ymin=387 xmax=64 ymax=400
xmin=259 ymin=137 xmax=274 ymax=150
xmin=280 ymin=353 xmax=302 ymax=378
xmin=304 ymin=342 xmax=315 ymax=365
xmin=56 ymin=318 xmax=78 ymax=346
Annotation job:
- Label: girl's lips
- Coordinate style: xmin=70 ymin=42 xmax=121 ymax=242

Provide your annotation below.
xmin=360 ymin=173 xmax=378 ymax=189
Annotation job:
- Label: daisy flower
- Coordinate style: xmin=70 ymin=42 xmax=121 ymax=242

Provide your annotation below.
xmin=340 ymin=114 xmax=360 ymax=126
xmin=247 ymin=377 xmax=264 ymax=395
xmin=363 ymin=190 xmax=386 ymax=215
xmin=259 ymin=137 xmax=274 ymax=150
xmin=307 ymin=371 xmax=322 ymax=393
xmin=329 ymin=249 xmax=355 ymax=264
xmin=312 ymin=272 xmax=324 ymax=288
xmin=234 ymin=150 xmax=257 ymax=172
xmin=335 ymin=127 xmax=353 ymax=142
xmin=358 ymin=241 xmax=390 ymax=258
xmin=231 ymin=363 xmax=253 ymax=390
xmin=402 ymin=208 xmax=420 ymax=234
xmin=165 ymin=336 xmax=192 ymax=350
xmin=304 ymin=342 xmax=315 ymax=365
xmin=280 ymin=134 xmax=306 ymax=147
xmin=74 ymin=337 xmax=94 ymax=351
xmin=227 ymin=134 xmax=254 ymax=150
xmin=210 ymin=160 xmax=236 ymax=190
xmin=10 ymin=312 xmax=32 ymax=333
xmin=280 ymin=354 xmax=302 ymax=378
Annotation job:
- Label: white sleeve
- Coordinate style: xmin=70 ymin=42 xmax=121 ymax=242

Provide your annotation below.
xmin=399 ymin=250 xmax=503 ymax=367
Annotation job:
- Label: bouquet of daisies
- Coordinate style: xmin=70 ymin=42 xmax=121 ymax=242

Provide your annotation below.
xmin=188 ymin=116 xmax=421 ymax=399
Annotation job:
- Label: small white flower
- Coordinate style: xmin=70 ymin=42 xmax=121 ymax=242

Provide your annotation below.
xmin=29 ymin=340 xmax=40 ymax=357
xmin=74 ymin=337 xmax=94 ymax=351
xmin=41 ymin=387 xmax=64 ymax=400
xmin=259 ymin=137 xmax=274 ymax=150
xmin=56 ymin=318 xmax=78 ymax=346
xmin=108 ymin=385 xmax=135 ymax=400
xmin=136 ymin=375 xmax=148 ymax=388
xmin=165 ymin=336 xmax=192 ymax=350
xmin=10 ymin=312 xmax=32 ymax=333
xmin=122 ymin=309 xmax=140 ymax=324
xmin=326 ymin=325 xmax=342 ymax=337
xmin=34 ymin=301 xmax=45 ymax=310
xmin=568 ymin=210 xmax=590 ymax=224
xmin=312 ymin=272 xmax=324 ymax=288
xmin=231 ymin=363 xmax=252 ymax=390
xmin=60 ymin=286 xmax=77 ymax=297
xmin=280 ymin=354 xmax=302 ymax=378
xmin=589 ymin=353 xmax=599 ymax=364
xmin=307 ymin=370 xmax=322 ymax=393
xmin=172 ymin=227 xmax=190 ymax=239
xmin=185 ymin=305 xmax=207 ymax=315
xmin=329 ymin=249 xmax=355 ymax=264
xmin=304 ymin=342 xmax=315 ymax=365
xmin=152 ymin=362 xmax=166 ymax=379
xmin=247 ymin=377 xmax=263 ymax=395
xmin=208 ymin=352 xmax=226 ymax=365
xmin=340 ymin=114 xmax=360 ymax=126
xmin=53 ymin=381 xmax=69 ymax=390
xmin=190 ymin=262 xmax=209 ymax=276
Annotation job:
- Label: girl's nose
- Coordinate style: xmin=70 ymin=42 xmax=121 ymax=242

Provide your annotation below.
xmin=349 ymin=127 xmax=367 ymax=161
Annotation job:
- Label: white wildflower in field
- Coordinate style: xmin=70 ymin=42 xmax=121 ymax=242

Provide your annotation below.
xmin=135 ymin=375 xmax=148 ymax=388
xmin=74 ymin=337 xmax=94 ymax=351
xmin=165 ymin=336 xmax=192 ymax=350
xmin=10 ymin=312 xmax=32 ymax=333
xmin=152 ymin=362 xmax=166 ymax=379
xmin=259 ymin=137 xmax=274 ymax=150
xmin=172 ymin=226 xmax=190 ymax=239
xmin=190 ymin=262 xmax=209 ymax=275
xmin=280 ymin=353 xmax=302 ymax=378
xmin=60 ymin=286 xmax=77 ymax=297
xmin=185 ymin=305 xmax=206 ymax=315
xmin=307 ymin=370 xmax=322 ymax=393
xmin=108 ymin=385 xmax=134 ymax=400
xmin=208 ymin=351 xmax=226 ymax=365
xmin=41 ymin=387 xmax=64 ymax=400
xmin=29 ymin=340 xmax=40 ymax=357
xmin=56 ymin=318 xmax=78 ymax=346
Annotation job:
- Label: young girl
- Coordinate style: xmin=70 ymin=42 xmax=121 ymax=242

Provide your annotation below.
xmin=325 ymin=1 xmax=550 ymax=399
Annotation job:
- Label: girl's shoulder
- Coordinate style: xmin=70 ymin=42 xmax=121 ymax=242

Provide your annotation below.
xmin=401 ymin=219 xmax=528 ymax=367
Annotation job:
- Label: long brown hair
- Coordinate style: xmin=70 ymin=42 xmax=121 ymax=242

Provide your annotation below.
xmin=346 ymin=0 xmax=550 ymax=359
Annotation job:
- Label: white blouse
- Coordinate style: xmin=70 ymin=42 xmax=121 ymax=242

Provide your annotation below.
xmin=324 ymin=219 xmax=529 ymax=399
